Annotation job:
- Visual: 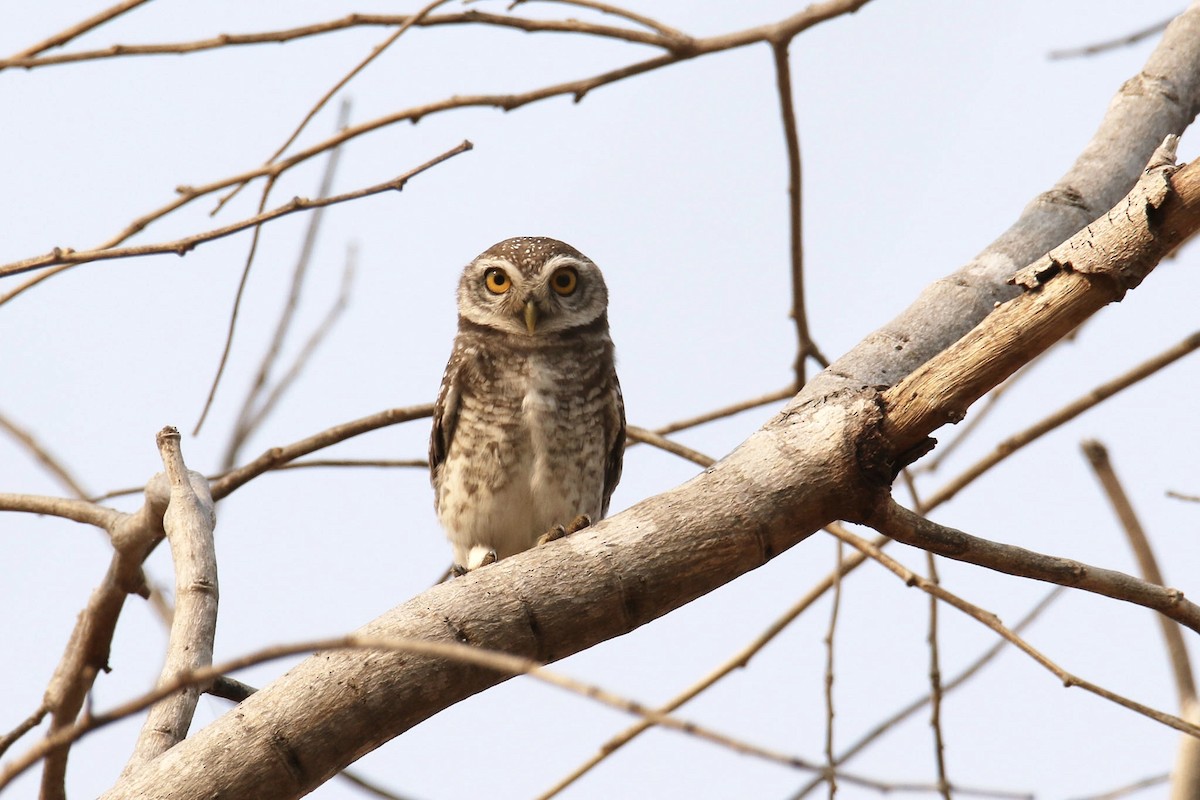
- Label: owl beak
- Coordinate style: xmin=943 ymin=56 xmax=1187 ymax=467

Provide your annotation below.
xmin=523 ymin=300 xmax=539 ymax=333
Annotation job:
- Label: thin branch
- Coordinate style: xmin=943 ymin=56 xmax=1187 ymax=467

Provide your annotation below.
xmin=1068 ymin=773 xmax=1170 ymax=800
xmin=0 ymin=493 xmax=121 ymax=530
xmin=871 ymin=498 xmax=1200 ymax=636
xmin=773 ymin=40 xmax=826 ymax=388
xmin=624 ymin=425 xmax=715 ymax=468
xmin=277 ymin=457 xmax=426 ymax=470
xmin=0 ymin=412 xmax=90 ymax=498
xmin=828 ymin=524 xmax=1200 ymax=740
xmin=652 ymin=385 xmax=796 ymax=436
xmin=512 ymin=0 xmax=690 ymax=41
xmin=1167 ymin=490 xmax=1200 ymax=503
xmin=1049 ymin=15 xmax=1174 ymax=60
xmin=0 ymin=11 xmax=672 ymax=71
xmin=924 ymin=330 xmax=1200 ymax=508
xmin=823 ymin=539 xmax=844 ymax=798
xmin=209 ymin=404 xmax=434 ymax=500
xmin=0 ymin=704 xmax=48 ymax=760
xmin=220 ymin=103 xmax=352 ymax=461
xmin=790 ymin=585 xmax=1064 ymax=799
xmin=1082 ymin=439 xmax=1197 ymax=707
xmin=925 ymin=552 xmax=951 ymax=800
xmin=232 ymin=244 xmax=357 ymax=454
xmin=6 ymin=0 xmax=153 ymax=60
xmin=0 ymin=141 xmax=472 ymax=281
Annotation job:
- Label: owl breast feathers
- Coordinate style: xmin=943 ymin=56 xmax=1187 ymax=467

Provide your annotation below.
xmin=429 ymin=236 xmax=625 ymax=571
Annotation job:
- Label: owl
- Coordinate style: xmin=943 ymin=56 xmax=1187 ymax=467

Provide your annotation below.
xmin=430 ymin=236 xmax=625 ymax=572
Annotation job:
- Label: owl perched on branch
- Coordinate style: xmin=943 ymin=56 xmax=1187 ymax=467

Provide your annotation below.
xmin=430 ymin=237 xmax=625 ymax=572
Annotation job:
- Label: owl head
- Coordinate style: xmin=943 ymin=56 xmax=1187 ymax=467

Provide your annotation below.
xmin=456 ymin=236 xmax=609 ymax=336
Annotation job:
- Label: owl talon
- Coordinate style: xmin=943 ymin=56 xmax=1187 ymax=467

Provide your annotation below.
xmin=537 ymin=524 xmax=567 ymax=546
xmin=566 ymin=514 xmax=592 ymax=534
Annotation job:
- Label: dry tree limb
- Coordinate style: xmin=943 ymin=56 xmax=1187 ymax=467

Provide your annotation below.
xmin=924 ymin=329 xmax=1200 ymax=508
xmin=37 ymin=479 xmax=171 ymax=800
xmin=1167 ymin=490 xmax=1200 ymax=503
xmin=120 ymin=429 xmax=217 ymax=775
xmin=0 ymin=141 xmax=471 ymax=280
xmin=871 ymin=498 xmax=1200 ymax=635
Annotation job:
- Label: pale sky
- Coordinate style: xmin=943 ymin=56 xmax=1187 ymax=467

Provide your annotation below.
xmin=1 ymin=2 xmax=1197 ymax=798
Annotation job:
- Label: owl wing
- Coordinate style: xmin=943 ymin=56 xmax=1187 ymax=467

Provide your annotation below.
xmin=429 ymin=351 xmax=462 ymax=501
xmin=600 ymin=374 xmax=626 ymax=517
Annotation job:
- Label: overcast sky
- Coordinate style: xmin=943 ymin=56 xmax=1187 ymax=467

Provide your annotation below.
xmin=2 ymin=2 xmax=1198 ymax=798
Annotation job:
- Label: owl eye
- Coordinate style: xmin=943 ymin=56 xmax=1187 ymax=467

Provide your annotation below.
xmin=484 ymin=268 xmax=511 ymax=294
xmin=550 ymin=267 xmax=578 ymax=296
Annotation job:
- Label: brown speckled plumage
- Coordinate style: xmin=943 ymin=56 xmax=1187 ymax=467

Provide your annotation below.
xmin=430 ymin=237 xmax=624 ymax=570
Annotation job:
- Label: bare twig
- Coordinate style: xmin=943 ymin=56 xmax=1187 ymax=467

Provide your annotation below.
xmin=1049 ymin=15 xmax=1174 ymax=60
xmin=772 ymin=40 xmax=826 ymax=388
xmin=652 ymin=385 xmax=796 ymax=436
xmin=925 ymin=553 xmax=951 ymax=800
xmin=230 ymin=245 xmax=357 ymax=455
xmin=0 ymin=141 xmax=472 ymax=281
xmin=209 ymin=404 xmax=435 ymax=500
xmin=0 ymin=412 xmax=90 ymax=498
xmin=924 ymin=329 xmax=1200 ymax=509
xmin=6 ymin=0 xmax=153 ymax=60
xmin=220 ymin=103 xmax=353 ymax=462
xmin=1167 ymin=490 xmax=1200 ymax=503
xmin=823 ymin=539 xmax=844 ymax=798
xmin=624 ymin=425 xmax=715 ymax=468
xmin=0 ymin=493 xmax=120 ymax=529
xmin=0 ymin=704 xmax=48 ymax=760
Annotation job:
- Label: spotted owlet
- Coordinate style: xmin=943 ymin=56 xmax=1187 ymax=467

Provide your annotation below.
xmin=430 ymin=236 xmax=625 ymax=572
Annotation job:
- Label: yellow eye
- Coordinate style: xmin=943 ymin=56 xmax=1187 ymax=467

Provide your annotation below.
xmin=484 ymin=268 xmax=511 ymax=294
xmin=550 ymin=267 xmax=578 ymax=296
